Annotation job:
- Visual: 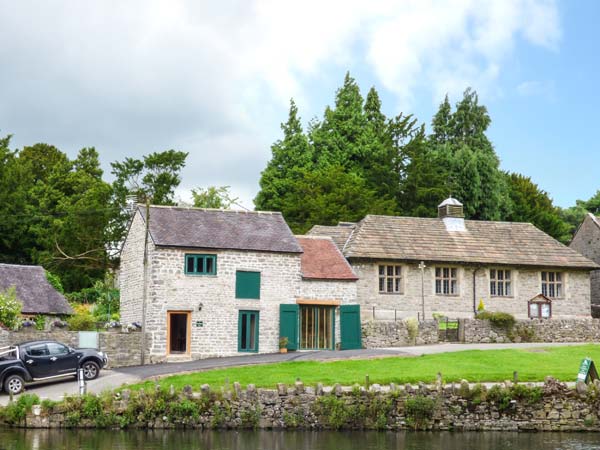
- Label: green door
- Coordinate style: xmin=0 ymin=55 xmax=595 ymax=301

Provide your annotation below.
xmin=279 ymin=304 xmax=299 ymax=350
xmin=340 ymin=305 xmax=362 ymax=350
xmin=238 ymin=310 xmax=259 ymax=353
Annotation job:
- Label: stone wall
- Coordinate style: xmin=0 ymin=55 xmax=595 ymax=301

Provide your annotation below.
xmin=460 ymin=318 xmax=600 ymax=343
xmin=361 ymin=320 xmax=438 ymax=347
xmin=15 ymin=378 xmax=600 ymax=432
xmin=119 ymin=211 xmax=149 ymax=326
xmin=0 ymin=329 xmax=148 ymax=368
xmin=351 ymin=260 xmax=592 ymax=320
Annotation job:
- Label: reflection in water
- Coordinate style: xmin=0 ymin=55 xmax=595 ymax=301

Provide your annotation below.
xmin=1 ymin=429 xmax=600 ymax=450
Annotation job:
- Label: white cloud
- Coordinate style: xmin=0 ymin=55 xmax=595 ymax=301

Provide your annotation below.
xmin=517 ymin=80 xmax=556 ymax=99
xmin=0 ymin=0 xmax=561 ymax=209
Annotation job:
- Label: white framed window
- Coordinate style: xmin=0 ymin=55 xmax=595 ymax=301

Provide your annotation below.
xmin=378 ymin=265 xmax=403 ymax=293
xmin=490 ymin=269 xmax=512 ymax=297
xmin=541 ymin=271 xmax=563 ymax=298
xmin=435 ymin=267 xmax=458 ymax=295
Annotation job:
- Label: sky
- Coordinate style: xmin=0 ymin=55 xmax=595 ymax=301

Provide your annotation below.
xmin=0 ymin=0 xmax=598 ymax=209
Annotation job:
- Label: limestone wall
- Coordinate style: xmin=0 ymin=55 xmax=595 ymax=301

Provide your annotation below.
xmin=0 ymin=329 xmax=148 ymax=368
xmin=15 ymin=378 xmax=600 ymax=432
xmin=361 ymin=320 xmax=439 ymax=347
xmin=352 ymin=260 xmax=591 ymax=320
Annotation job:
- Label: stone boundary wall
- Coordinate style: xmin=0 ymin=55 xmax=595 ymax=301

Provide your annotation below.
xmin=361 ymin=320 xmax=439 ymax=348
xmin=459 ymin=318 xmax=600 ymax=344
xmin=0 ymin=330 xmax=149 ymax=368
xmin=13 ymin=378 xmax=600 ymax=431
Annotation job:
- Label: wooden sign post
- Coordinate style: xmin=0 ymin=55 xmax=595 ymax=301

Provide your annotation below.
xmin=577 ymin=357 xmax=599 ymax=384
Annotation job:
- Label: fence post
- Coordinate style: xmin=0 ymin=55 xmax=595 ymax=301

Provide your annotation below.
xmin=394 ymin=309 xmax=397 ymax=322
xmin=372 ymin=306 xmax=375 ymax=320
xmin=445 ymin=317 xmax=449 ymax=341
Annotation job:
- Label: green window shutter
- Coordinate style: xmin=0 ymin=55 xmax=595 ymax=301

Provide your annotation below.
xmin=279 ymin=304 xmax=299 ymax=350
xmin=236 ymin=271 xmax=261 ymax=299
xmin=340 ymin=305 xmax=362 ymax=350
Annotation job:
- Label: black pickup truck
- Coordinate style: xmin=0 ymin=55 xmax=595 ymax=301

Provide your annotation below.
xmin=0 ymin=340 xmax=108 ymax=395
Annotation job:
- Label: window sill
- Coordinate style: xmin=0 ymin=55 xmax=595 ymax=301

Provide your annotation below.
xmin=490 ymin=295 xmax=514 ymax=299
xmin=435 ymin=294 xmax=460 ymax=297
xmin=378 ymin=292 xmax=405 ymax=296
xmin=184 ymin=273 xmax=218 ymax=277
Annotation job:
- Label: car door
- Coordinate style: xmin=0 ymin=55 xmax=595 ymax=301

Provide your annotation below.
xmin=46 ymin=342 xmax=79 ymax=376
xmin=23 ymin=343 xmax=51 ymax=379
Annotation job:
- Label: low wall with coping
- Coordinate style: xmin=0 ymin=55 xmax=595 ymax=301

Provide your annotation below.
xmin=361 ymin=320 xmax=439 ymax=348
xmin=0 ymin=329 xmax=149 ymax=368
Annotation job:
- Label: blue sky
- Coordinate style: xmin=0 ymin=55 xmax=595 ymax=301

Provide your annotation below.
xmin=0 ymin=0 xmax=597 ymax=208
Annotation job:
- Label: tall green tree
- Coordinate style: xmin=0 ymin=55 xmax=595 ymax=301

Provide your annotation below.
xmin=278 ymin=165 xmax=397 ymax=233
xmin=426 ymin=88 xmax=509 ymax=220
xmin=255 ymin=99 xmax=312 ymax=212
xmin=504 ymin=173 xmax=570 ymax=242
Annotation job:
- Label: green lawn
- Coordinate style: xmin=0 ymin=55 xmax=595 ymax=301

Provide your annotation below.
xmin=128 ymin=344 xmax=599 ymax=391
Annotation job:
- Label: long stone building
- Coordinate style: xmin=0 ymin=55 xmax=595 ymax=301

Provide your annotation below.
xmin=309 ymin=198 xmax=598 ymax=320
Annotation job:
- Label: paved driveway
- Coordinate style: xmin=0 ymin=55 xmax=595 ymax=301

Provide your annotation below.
xmin=0 ymin=342 xmax=587 ymax=404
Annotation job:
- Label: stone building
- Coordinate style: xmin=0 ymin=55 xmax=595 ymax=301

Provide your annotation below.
xmin=309 ymin=198 xmax=598 ymax=320
xmin=570 ymin=213 xmax=600 ymax=311
xmin=119 ymin=206 xmax=360 ymax=361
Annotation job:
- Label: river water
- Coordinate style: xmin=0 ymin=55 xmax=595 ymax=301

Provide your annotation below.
xmin=2 ymin=429 xmax=600 ymax=450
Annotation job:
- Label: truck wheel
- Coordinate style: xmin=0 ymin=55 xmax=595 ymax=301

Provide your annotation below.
xmin=4 ymin=374 xmax=24 ymax=395
xmin=81 ymin=361 xmax=100 ymax=380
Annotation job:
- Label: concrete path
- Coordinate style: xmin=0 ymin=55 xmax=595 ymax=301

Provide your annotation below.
xmin=0 ymin=342 xmax=588 ymax=404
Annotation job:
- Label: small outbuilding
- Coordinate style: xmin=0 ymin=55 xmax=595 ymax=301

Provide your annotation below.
xmin=0 ymin=263 xmax=73 ymax=317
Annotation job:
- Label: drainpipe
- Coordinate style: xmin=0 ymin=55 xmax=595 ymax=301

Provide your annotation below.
xmin=472 ymin=266 xmax=481 ymax=316
xmin=141 ymin=199 xmax=150 ymax=365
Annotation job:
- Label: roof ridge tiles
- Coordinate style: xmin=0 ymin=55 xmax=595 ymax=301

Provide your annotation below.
xmin=145 ymin=204 xmax=281 ymax=215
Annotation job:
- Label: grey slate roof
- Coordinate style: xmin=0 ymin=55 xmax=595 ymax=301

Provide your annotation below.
xmin=0 ymin=264 xmax=73 ymax=315
xmin=140 ymin=206 xmax=303 ymax=254
xmin=310 ymin=215 xmax=599 ymax=270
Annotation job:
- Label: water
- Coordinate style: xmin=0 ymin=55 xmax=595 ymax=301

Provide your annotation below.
xmin=1 ymin=429 xmax=600 ymax=450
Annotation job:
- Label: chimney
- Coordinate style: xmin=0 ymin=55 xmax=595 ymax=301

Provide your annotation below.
xmin=438 ymin=197 xmax=466 ymax=231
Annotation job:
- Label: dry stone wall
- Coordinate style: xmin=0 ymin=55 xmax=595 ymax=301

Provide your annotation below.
xmin=361 ymin=320 xmax=438 ymax=347
xmin=460 ymin=318 xmax=600 ymax=343
xmin=15 ymin=378 xmax=600 ymax=432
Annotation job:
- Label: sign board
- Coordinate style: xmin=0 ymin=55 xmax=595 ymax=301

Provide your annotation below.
xmin=577 ymin=357 xmax=599 ymax=384
xmin=195 ymin=321 xmax=204 ymax=328
xmin=78 ymin=331 xmax=99 ymax=349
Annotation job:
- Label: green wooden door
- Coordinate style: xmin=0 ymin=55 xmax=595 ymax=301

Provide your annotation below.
xmin=238 ymin=310 xmax=259 ymax=352
xmin=340 ymin=305 xmax=362 ymax=350
xmin=279 ymin=304 xmax=299 ymax=350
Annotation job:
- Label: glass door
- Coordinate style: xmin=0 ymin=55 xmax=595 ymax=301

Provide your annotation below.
xmin=300 ymin=305 xmax=334 ymax=350
xmin=238 ymin=310 xmax=259 ymax=352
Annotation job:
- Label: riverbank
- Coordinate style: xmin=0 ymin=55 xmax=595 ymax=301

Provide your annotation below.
xmin=2 ymin=377 xmax=600 ymax=431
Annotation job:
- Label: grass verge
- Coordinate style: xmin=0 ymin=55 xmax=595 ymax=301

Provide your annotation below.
xmin=126 ymin=344 xmax=599 ymax=391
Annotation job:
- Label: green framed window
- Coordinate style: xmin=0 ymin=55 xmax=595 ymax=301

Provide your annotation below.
xmin=238 ymin=310 xmax=259 ymax=352
xmin=236 ymin=271 xmax=261 ymax=299
xmin=185 ymin=254 xmax=217 ymax=275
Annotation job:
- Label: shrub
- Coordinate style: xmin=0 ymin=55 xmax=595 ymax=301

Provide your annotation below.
xmin=0 ymin=287 xmax=22 ymax=330
xmin=404 ymin=395 xmax=436 ymax=430
xmin=45 ymin=271 xmax=64 ymax=294
xmin=1 ymin=394 xmax=40 ymax=424
xmin=67 ymin=304 xmax=96 ymax=331
xmin=34 ymin=315 xmax=46 ymax=330
xmin=477 ymin=299 xmax=485 ymax=312
xmin=405 ymin=318 xmax=419 ymax=343
xmin=476 ymin=311 xmax=516 ymax=331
